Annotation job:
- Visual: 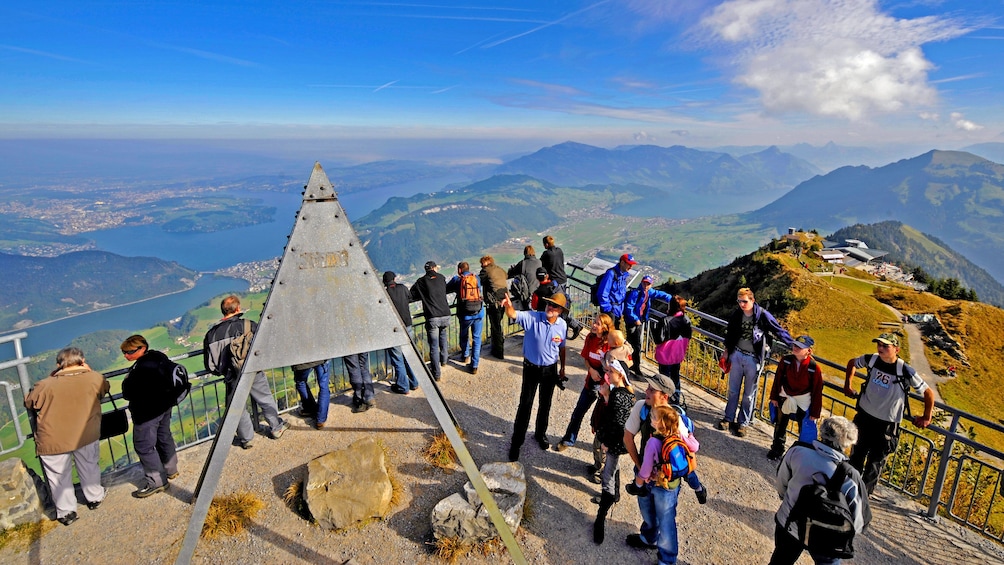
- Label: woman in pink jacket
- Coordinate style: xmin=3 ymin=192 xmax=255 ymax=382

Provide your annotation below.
xmin=653 ymin=296 xmax=691 ymax=408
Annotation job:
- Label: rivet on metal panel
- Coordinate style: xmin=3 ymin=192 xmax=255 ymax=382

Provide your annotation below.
xmin=253 ymin=351 xmax=259 ymax=356
xmin=278 ymin=280 xmax=284 ymax=284
xmin=348 ymin=241 xmax=354 ymax=246
xmin=363 ymin=270 xmax=369 ymax=276
xmin=334 ymin=214 xmax=340 ymax=218
xmin=267 ymin=315 xmax=272 ymax=319
xmin=290 ymin=247 xmax=296 ymax=253
xmin=393 ymin=327 xmax=400 ymax=332
xmin=303 ymin=185 xmax=307 ymax=189
xmin=302 ymin=215 xmax=307 ymax=220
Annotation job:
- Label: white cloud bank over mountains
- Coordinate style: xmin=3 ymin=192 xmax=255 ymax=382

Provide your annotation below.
xmin=699 ymin=0 xmax=970 ymax=121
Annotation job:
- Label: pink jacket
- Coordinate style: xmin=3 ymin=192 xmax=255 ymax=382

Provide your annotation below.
xmin=654 ymin=312 xmax=691 ymax=365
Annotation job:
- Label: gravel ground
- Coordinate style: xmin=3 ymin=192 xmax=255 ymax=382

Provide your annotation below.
xmin=3 ymin=334 xmax=1003 ymax=565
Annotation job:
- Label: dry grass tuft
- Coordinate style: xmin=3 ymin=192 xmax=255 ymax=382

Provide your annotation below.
xmin=0 ymin=521 xmax=56 ymax=553
xmin=422 ymin=431 xmax=465 ymax=472
xmin=283 ymin=480 xmax=314 ymax=522
xmin=433 ymin=536 xmax=471 ymax=563
xmin=201 ymin=491 xmax=265 ymax=539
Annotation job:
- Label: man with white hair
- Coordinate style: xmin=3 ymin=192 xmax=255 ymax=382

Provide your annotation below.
xmin=770 ymin=416 xmax=871 ymax=565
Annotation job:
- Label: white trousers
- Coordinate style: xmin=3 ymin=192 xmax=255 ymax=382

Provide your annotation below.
xmin=40 ymin=440 xmax=105 ymax=518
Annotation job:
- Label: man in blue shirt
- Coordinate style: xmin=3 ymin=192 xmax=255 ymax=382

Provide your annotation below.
xmin=503 ymin=291 xmax=567 ymax=462
xmin=597 ymin=253 xmax=636 ymax=329
xmin=624 ymin=275 xmax=673 ymax=375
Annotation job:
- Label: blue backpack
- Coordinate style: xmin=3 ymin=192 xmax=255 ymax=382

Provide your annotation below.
xmin=658 ymin=434 xmax=696 ymax=481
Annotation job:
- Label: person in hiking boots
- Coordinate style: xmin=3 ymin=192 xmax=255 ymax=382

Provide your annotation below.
xmin=24 ymin=346 xmax=109 ymax=526
xmin=622 ymin=373 xmax=675 ymax=555
xmin=771 ymin=416 xmax=870 ymax=565
xmin=767 ymin=335 xmax=824 ymax=461
xmin=203 ymin=295 xmax=287 ymax=448
xmin=479 ymin=255 xmax=509 ymax=360
xmin=120 ymin=334 xmax=180 ymax=498
xmin=554 ymin=313 xmax=614 ymax=454
xmin=541 ymin=234 xmax=584 ymax=339
xmin=842 ymin=332 xmax=934 ymax=495
xmin=383 ymin=271 xmax=418 ymax=394
xmin=596 ymin=253 xmax=636 ymax=330
xmin=446 ymin=261 xmax=484 ymax=375
xmin=410 ymin=261 xmax=450 ymax=380
xmin=624 ymin=275 xmax=673 ymax=376
xmin=591 ymin=361 xmax=635 ymax=544
xmin=503 ymin=291 xmax=567 ymax=461
xmin=719 ymin=287 xmax=794 ymax=438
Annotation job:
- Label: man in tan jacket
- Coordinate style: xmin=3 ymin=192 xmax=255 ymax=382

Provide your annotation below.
xmin=25 ymin=346 xmax=110 ymax=526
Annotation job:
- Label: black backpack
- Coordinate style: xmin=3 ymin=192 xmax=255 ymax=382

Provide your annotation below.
xmin=162 ymin=359 xmax=191 ymax=405
xmin=589 ymin=270 xmax=608 ymax=307
xmin=649 ymin=314 xmax=671 ymax=344
xmin=509 ymin=274 xmax=532 ymax=306
xmin=787 ymin=460 xmax=860 ymax=559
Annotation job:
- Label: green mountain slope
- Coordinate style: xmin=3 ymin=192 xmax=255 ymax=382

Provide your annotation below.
xmin=355 ymin=175 xmax=647 ymax=273
xmin=827 ymin=221 xmax=1004 ymax=307
xmin=0 ymin=251 xmax=198 ymax=331
xmin=747 ymin=150 xmax=1004 ymax=283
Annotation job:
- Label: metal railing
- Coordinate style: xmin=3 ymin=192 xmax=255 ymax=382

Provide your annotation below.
xmin=4 ymin=274 xmax=1003 ymax=543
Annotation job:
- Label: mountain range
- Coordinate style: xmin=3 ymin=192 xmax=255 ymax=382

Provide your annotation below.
xmin=747 ymin=150 xmax=1004 ymax=283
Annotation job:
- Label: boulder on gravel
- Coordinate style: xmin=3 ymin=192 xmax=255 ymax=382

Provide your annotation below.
xmin=431 ymin=462 xmax=525 ymax=542
xmin=304 ymin=437 xmax=392 ymax=530
xmin=0 ymin=458 xmax=47 ymax=529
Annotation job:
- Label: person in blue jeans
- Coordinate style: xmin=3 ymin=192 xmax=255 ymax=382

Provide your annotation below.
xmin=383 ymin=271 xmax=418 ymax=394
xmin=292 ymin=360 xmax=330 ymax=429
xmin=446 ymin=261 xmax=484 ymax=375
xmin=344 ymin=353 xmax=375 ymax=414
xmin=628 ymin=404 xmax=684 ymax=565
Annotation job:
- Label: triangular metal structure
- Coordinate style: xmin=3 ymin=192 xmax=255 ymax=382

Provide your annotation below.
xmin=176 ymin=163 xmax=525 ymax=564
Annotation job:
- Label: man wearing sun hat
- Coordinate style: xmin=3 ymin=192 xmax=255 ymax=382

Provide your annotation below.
xmin=502 ymin=291 xmax=568 ymax=461
xmin=624 ymin=275 xmax=673 ymax=375
xmin=843 ymin=332 xmax=935 ymax=495
xmin=596 ymin=253 xmax=637 ymax=329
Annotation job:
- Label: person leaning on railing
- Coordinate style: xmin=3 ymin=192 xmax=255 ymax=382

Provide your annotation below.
xmin=842 ymin=332 xmax=934 ymax=496
xmin=24 ymin=346 xmax=109 ymax=526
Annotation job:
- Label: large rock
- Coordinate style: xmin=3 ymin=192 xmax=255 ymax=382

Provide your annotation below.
xmin=0 ymin=458 xmax=47 ymax=529
xmin=304 ymin=438 xmax=392 ymax=530
xmin=431 ymin=462 xmax=526 ymax=542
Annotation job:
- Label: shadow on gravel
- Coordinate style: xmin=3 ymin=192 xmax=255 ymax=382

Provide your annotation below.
xmin=245 ymin=521 xmax=342 ymax=565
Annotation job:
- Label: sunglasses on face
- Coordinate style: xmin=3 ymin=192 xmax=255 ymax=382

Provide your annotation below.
xmin=737 ymin=299 xmax=751 ymax=305
xmin=122 ymin=347 xmax=141 ymax=355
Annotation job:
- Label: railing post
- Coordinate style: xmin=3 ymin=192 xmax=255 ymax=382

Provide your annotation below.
xmin=924 ymin=412 xmax=960 ymax=520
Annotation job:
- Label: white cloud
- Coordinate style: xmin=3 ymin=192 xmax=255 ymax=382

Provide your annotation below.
xmin=950 ymin=112 xmax=983 ymax=131
xmin=918 ymin=111 xmax=939 ymax=121
xmin=698 ymin=0 xmax=968 ymax=120
xmin=634 ymin=131 xmax=657 ymax=141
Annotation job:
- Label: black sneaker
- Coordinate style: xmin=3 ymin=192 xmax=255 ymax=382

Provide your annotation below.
xmin=57 ymin=512 xmax=78 ymax=526
xmin=536 ymin=437 xmax=550 ymax=450
xmin=696 ymin=486 xmax=708 ymax=504
xmin=390 ymin=384 xmax=409 ymax=394
xmin=766 ymin=448 xmax=783 ymax=461
xmin=626 ymin=533 xmax=657 ymax=549
xmin=132 ymin=484 xmax=168 ymax=499
xmin=351 ymin=402 xmax=370 ymax=413
xmin=232 ymin=438 xmax=253 ymax=450
xmin=570 ymin=326 xmax=582 ymax=340
xmin=86 ymin=499 xmax=102 ymax=510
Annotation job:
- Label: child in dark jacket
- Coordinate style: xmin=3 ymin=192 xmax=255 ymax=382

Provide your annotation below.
xmin=767 ymin=334 xmax=823 ymax=461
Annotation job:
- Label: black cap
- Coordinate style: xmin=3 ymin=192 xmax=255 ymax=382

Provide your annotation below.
xmin=536 ymin=267 xmax=548 ymax=279
xmin=383 ymin=271 xmax=396 ymax=285
xmin=424 ymin=261 xmax=437 ymax=271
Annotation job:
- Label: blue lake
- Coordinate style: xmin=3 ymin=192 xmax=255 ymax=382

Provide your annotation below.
xmin=3 ymin=174 xmax=467 ymax=356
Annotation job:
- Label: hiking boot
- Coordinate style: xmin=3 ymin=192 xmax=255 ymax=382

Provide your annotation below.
xmin=695 ymin=486 xmax=708 ymax=504
xmin=536 ymin=437 xmax=550 ymax=451
xmin=626 ymin=533 xmax=657 ymax=550
xmin=315 ymin=421 xmax=326 ymax=430
xmin=554 ymin=440 xmax=571 ymax=452
xmin=468 ymin=364 xmax=478 ymax=375
xmin=571 ymin=325 xmax=582 ymax=341
xmin=352 ymin=402 xmax=370 ymax=414
xmin=734 ymin=425 xmax=748 ymax=438
xmin=232 ymin=438 xmax=253 ymax=450
xmin=766 ymin=448 xmax=783 ymax=461
xmin=390 ymin=384 xmax=409 ymax=394
xmin=271 ymin=420 xmax=289 ymax=439
xmin=57 ymin=512 xmax=78 ymax=526
xmin=132 ymin=483 xmax=168 ymax=499
xmin=167 ymin=472 xmax=180 ymax=480
xmin=715 ymin=419 xmax=731 ymax=431
xmin=86 ymin=499 xmax=102 ymax=510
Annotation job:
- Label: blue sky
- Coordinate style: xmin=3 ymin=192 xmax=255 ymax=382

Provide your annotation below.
xmin=1 ymin=0 xmax=1002 ymax=159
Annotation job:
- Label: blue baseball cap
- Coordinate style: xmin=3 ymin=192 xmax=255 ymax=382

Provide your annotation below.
xmin=793 ymin=335 xmax=815 ymax=349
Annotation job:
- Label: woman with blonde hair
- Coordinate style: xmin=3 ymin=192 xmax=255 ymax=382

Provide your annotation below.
xmin=555 ymin=313 xmax=615 ymax=454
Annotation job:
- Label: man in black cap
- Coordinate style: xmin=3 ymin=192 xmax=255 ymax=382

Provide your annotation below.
xmin=530 ymin=267 xmax=559 ymax=311
xmin=410 ymin=261 xmax=450 ymax=381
